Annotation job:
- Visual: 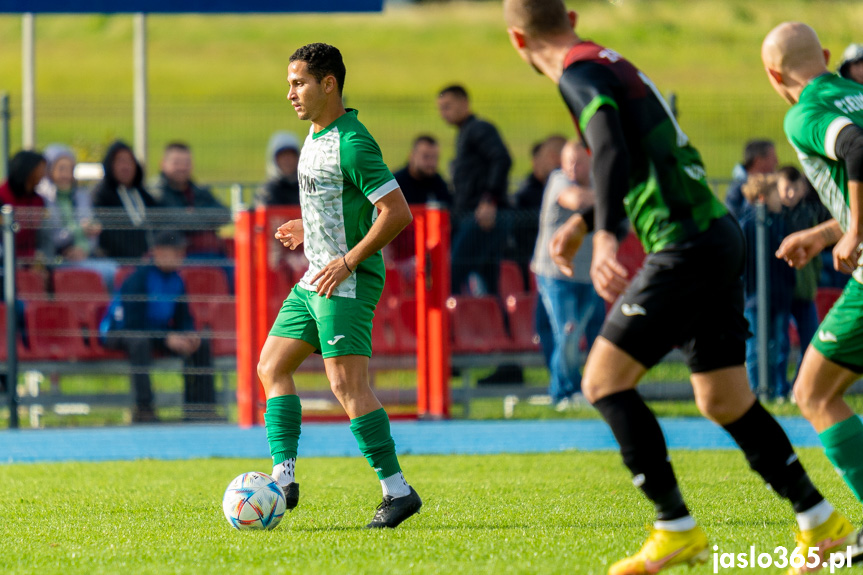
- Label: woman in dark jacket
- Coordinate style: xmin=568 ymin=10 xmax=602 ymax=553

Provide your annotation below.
xmin=92 ymin=141 xmax=157 ymax=261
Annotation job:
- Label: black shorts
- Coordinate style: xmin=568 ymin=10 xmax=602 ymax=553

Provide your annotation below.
xmin=600 ymin=214 xmax=750 ymax=373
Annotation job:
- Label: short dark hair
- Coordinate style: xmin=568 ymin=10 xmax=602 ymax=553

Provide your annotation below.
xmin=290 ymin=43 xmax=346 ymax=94
xmin=504 ymin=0 xmax=571 ymax=37
xmin=164 ymin=141 xmax=190 ymax=154
xmin=531 ymin=141 xmax=544 ymax=157
xmin=743 ymin=139 xmax=775 ymax=170
xmin=413 ymin=134 xmax=438 ymax=148
xmin=439 ymin=85 xmax=469 ymax=100
xmin=777 ymin=165 xmax=802 ymax=182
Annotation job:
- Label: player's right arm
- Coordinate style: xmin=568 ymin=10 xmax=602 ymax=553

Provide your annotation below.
xmin=559 ymin=64 xmax=630 ymax=301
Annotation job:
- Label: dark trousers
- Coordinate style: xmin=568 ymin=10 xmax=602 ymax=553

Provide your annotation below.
xmin=105 ymin=335 xmax=215 ymax=409
xmin=450 ymin=214 xmax=503 ymax=295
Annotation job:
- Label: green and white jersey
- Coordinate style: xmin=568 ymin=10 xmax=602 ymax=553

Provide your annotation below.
xmin=297 ymin=109 xmax=398 ymax=301
xmin=784 ymin=73 xmax=863 ymax=284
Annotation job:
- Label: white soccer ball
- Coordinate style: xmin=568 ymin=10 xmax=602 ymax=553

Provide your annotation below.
xmin=222 ymin=472 xmax=286 ymax=530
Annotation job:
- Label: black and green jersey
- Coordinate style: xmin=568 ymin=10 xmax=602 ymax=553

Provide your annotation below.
xmin=559 ymin=41 xmax=726 ymax=253
xmin=784 ymin=73 xmax=863 ymax=284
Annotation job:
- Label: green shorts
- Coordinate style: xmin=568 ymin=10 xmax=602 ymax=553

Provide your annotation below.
xmin=811 ymin=278 xmax=863 ymax=373
xmin=269 ymin=286 xmax=376 ymax=358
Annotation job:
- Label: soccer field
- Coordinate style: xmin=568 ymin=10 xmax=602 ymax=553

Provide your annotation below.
xmin=3 ymin=450 xmax=860 ymax=574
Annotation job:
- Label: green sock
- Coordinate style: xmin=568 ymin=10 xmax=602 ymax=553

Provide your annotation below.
xmin=350 ymin=408 xmax=401 ymax=480
xmin=264 ymin=395 xmax=302 ymax=466
xmin=819 ymin=415 xmax=863 ymax=503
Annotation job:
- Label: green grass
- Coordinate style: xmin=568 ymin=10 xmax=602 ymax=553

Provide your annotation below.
xmin=0 ymin=450 xmax=860 ymax=574
xmin=1 ymin=1 xmax=863 ymax=185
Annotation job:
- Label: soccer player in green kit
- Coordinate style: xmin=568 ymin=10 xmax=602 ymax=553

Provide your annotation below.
xmin=503 ymin=2 xmax=853 ymax=573
xmin=764 ymin=22 xmax=863 ymax=563
xmin=257 ymin=43 xmax=421 ymax=528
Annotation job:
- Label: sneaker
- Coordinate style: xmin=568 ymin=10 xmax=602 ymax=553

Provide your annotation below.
xmin=282 ymin=482 xmax=300 ymax=511
xmin=786 ymin=510 xmax=855 ymax=574
xmin=365 ymin=486 xmax=422 ymax=529
xmin=609 ymin=525 xmax=709 ymax=575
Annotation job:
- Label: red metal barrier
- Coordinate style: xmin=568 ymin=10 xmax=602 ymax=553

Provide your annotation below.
xmin=415 ymin=205 xmax=450 ymax=419
xmin=235 ymin=204 xmax=450 ymax=426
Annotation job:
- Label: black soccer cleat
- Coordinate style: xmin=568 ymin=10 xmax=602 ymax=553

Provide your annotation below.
xmin=365 ymin=486 xmax=422 ymax=529
xmin=282 ymin=482 xmax=300 ymax=511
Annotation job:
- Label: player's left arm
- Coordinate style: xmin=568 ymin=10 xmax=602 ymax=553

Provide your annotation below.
xmin=832 ymin=124 xmax=863 ymax=273
xmin=311 ymin=190 xmax=411 ymax=298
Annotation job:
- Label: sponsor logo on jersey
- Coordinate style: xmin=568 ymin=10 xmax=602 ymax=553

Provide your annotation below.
xmin=818 ymin=330 xmax=838 ymax=343
xmin=621 ymin=303 xmax=647 ymax=317
xmin=327 ymin=335 xmax=346 ymax=345
xmin=834 ymin=92 xmax=863 ymax=114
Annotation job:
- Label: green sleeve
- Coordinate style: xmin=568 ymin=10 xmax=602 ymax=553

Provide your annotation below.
xmin=785 ymin=103 xmax=852 ymax=161
xmin=340 ymin=132 xmax=398 ymax=203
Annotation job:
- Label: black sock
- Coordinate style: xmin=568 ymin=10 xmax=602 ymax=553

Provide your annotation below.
xmin=723 ymin=401 xmax=824 ymax=513
xmin=593 ymin=389 xmax=689 ymax=520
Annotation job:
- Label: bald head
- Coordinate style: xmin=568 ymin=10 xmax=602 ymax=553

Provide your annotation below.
xmin=762 ymin=22 xmax=830 ymax=104
xmin=504 ymin=0 xmax=571 ymax=37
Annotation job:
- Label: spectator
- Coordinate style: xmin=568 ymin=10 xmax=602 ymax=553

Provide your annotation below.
xmin=512 ymin=135 xmax=567 ymax=209
xmin=152 ymin=142 xmax=231 ymax=258
xmin=92 ymin=141 xmax=157 ymax=261
xmin=393 ymin=134 xmax=452 ymax=207
xmin=389 ymin=134 xmax=452 ymax=262
xmin=259 ymin=131 xmax=301 ymax=206
xmin=0 ymin=150 xmax=46 ymax=263
xmin=38 ymin=144 xmax=117 ymax=288
xmin=740 ymin=174 xmax=794 ymax=401
xmin=776 ymin=166 xmax=832 ymax=381
xmin=838 ymin=43 xmax=863 ymax=84
xmin=725 ymin=139 xmax=779 ymax=222
xmin=510 ymin=135 xmax=566 ymax=286
xmin=101 ymin=231 xmax=216 ymax=423
xmin=438 ymin=84 xmax=512 ymax=295
xmin=531 ymin=140 xmax=604 ymax=409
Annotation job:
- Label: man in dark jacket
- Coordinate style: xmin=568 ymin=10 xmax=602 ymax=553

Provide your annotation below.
xmin=152 ymin=142 xmax=231 ymax=258
xmin=101 ymin=231 xmax=216 ymax=423
xmin=438 ymin=84 xmax=513 ymax=294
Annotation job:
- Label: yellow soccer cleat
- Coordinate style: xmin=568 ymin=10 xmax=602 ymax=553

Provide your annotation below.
xmin=786 ymin=511 xmax=855 ymax=574
xmin=609 ymin=525 xmax=709 ymax=575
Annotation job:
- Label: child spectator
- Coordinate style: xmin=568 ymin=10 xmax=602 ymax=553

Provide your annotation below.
xmin=258 ymin=132 xmax=301 ymax=206
xmin=740 ymin=174 xmax=794 ymax=400
xmin=101 ymin=231 xmax=216 ymax=423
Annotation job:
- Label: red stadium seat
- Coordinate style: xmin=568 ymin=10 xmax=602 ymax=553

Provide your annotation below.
xmin=372 ymin=298 xmax=401 ymax=356
xmin=398 ymin=298 xmax=418 ymax=354
xmin=53 ymin=268 xmax=110 ymax=327
xmin=15 ymin=269 xmax=47 ymax=299
xmin=85 ymin=302 xmax=126 ymax=360
xmin=180 ymin=267 xmax=229 ymax=297
xmin=448 ymin=296 xmax=515 ymax=354
xmin=25 ymin=301 xmax=93 ymax=360
xmin=505 ymin=293 xmax=540 ymax=352
xmin=498 ymin=260 xmax=525 ymax=300
xmin=202 ymin=301 xmax=237 ymax=357
xmin=0 ymin=303 xmax=33 ymax=361
xmin=815 ymin=287 xmax=842 ymax=321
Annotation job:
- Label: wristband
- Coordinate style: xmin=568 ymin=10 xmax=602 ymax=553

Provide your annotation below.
xmin=343 ymin=257 xmax=354 ymax=273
